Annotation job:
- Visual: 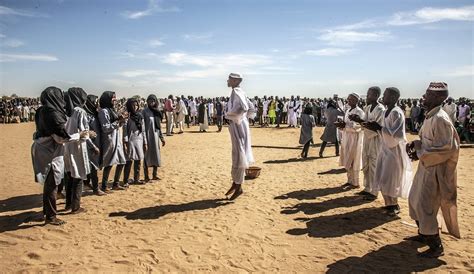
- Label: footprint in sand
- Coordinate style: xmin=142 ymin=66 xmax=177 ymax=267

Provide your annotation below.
xmin=26 ymin=252 xmax=41 ymax=260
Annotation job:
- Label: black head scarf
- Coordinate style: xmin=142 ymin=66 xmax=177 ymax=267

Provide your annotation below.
xmin=84 ymin=94 xmax=98 ymax=117
xmin=99 ymin=91 xmax=118 ymax=122
xmin=126 ymin=98 xmax=143 ymax=132
xmin=67 ymin=87 xmax=87 ymax=108
xmin=147 ymin=94 xmax=162 ymax=131
xmin=37 ymin=86 xmax=69 ymax=139
xmin=64 ymin=91 xmax=73 ymax=117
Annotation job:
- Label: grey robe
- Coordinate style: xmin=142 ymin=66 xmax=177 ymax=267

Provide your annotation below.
xmin=64 ymin=107 xmax=91 ymax=180
xmin=143 ymin=108 xmax=164 ymax=167
xmin=123 ymin=117 xmax=146 ymax=161
xmin=320 ymin=108 xmax=344 ymax=142
xmin=299 ymin=114 xmax=315 ymax=144
xmin=98 ymin=108 xmax=126 ymax=167
xmin=86 ymin=113 xmax=101 ymax=170
xmin=32 ymin=134 xmax=79 ymax=185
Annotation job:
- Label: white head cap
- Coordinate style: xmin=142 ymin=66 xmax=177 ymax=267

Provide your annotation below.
xmin=349 ymin=92 xmax=360 ymax=100
xmin=229 ymin=72 xmax=243 ymax=79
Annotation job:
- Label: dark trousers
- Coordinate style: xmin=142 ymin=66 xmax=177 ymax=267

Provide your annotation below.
xmin=57 ymin=180 xmax=64 ymax=195
xmin=302 ymin=138 xmax=312 ymax=157
xmin=144 ymin=161 xmax=158 ymax=180
xmin=320 ymin=141 xmax=340 ymax=155
xmin=276 ymin=112 xmax=281 ymax=126
xmin=65 ymin=172 xmax=83 ymax=211
xmin=43 ymin=170 xmax=58 ymax=220
xmin=216 ymin=115 xmax=223 ymax=131
xmin=124 ymin=160 xmax=141 ymax=182
xmin=101 ymin=164 xmax=124 ymax=189
xmin=281 ymin=112 xmax=287 ymax=124
xmin=85 ymin=166 xmax=99 ymax=191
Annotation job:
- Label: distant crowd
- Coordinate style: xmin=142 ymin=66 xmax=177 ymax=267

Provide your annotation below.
xmin=1 ymin=94 xmax=473 ymax=143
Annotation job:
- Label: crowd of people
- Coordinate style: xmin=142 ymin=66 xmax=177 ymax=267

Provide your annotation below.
xmin=5 ymin=93 xmax=473 ymax=142
xmin=16 ymin=74 xmax=469 ymax=259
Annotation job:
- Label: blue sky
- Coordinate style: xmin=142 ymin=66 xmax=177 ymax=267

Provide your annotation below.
xmin=0 ymin=0 xmax=473 ymax=98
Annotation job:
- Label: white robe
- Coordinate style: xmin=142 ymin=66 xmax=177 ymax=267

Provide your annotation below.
xmin=442 ymin=103 xmax=457 ymax=124
xmin=225 ymin=87 xmax=254 ymax=184
xmin=362 ymin=103 xmax=385 ymax=194
xmin=409 ymin=106 xmax=460 ymax=238
xmin=176 ymin=100 xmax=188 ymax=122
xmin=373 ymin=106 xmax=413 ymax=198
xmin=339 ymin=107 xmax=365 ymax=186
xmin=288 ymin=100 xmax=298 ymax=126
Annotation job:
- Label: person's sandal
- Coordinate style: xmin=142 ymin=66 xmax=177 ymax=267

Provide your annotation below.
xmin=46 ymin=217 xmax=66 ymax=225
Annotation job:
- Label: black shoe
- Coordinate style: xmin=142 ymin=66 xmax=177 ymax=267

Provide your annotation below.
xmin=356 ymin=190 xmax=370 ymax=196
xmin=404 ymin=234 xmax=425 ymax=244
xmin=419 ymin=245 xmax=444 ymax=258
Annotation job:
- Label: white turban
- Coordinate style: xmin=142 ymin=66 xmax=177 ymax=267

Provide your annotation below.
xmin=229 ymin=73 xmax=243 ymax=79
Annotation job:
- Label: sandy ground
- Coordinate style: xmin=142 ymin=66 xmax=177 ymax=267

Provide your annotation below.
xmin=0 ymin=122 xmax=473 ymax=273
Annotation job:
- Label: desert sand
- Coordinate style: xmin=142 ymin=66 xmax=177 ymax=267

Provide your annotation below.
xmin=0 ymin=122 xmax=473 ymax=273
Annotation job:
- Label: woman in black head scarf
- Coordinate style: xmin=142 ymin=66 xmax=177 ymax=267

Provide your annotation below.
xmin=143 ymin=94 xmax=165 ymax=182
xmin=32 ymin=86 xmax=89 ymax=225
xmin=37 ymin=86 xmax=69 ymax=139
xmin=63 ymin=87 xmax=92 ymax=214
xmin=99 ymin=91 xmax=119 ymax=122
xmin=123 ymin=98 xmax=146 ymax=185
xmin=84 ymin=94 xmax=99 ymax=118
xmin=98 ymin=91 xmax=127 ymax=191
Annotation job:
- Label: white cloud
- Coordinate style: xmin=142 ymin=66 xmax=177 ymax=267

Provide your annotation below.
xmin=0 ymin=5 xmax=48 ymax=17
xmin=161 ymin=52 xmax=272 ymax=68
xmin=182 ymin=33 xmax=213 ymax=43
xmin=121 ymin=0 xmax=180 ymax=19
xmin=305 ymin=48 xmax=353 ymax=56
xmin=119 ymin=70 xmax=161 ymax=78
xmin=0 ymin=53 xmax=58 ymax=62
xmin=0 ymin=33 xmax=5 ymax=38
xmin=319 ymin=30 xmax=391 ymax=45
xmin=388 ymin=5 xmax=474 ymax=26
xmin=442 ymin=65 xmax=474 ymax=77
xmin=149 ymin=39 xmax=164 ymax=47
xmin=332 ymin=19 xmax=379 ymax=30
xmin=2 ymin=39 xmax=25 ymax=48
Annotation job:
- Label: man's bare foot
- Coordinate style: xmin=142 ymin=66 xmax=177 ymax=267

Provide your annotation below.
xmin=225 ymin=183 xmax=237 ymax=196
xmin=45 ymin=217 xmax=66 ymax=226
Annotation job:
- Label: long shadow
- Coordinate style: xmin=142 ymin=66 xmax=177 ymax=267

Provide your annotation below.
xmin=264 ymin=156 xmax=322 ymax=164
xmin=252 ymin=145 xmax=302 ymax=150
xmin=0 ymin=211 xmax=45 ymax=233
xmin=186 ymin=130 xmax=218 ymax=134
xmin=287 ymin=207 xmax=399 ymax=238
xmin=317 ymin=168 xmax=346 ymax=175
xmin=275 ymin=186 xmax=349 ymax=200
xmin=281 ymin=195 xmax=372 ymax=215
xmin=326 ymin=240 xmax=446 ymax=273
xmin=0 ymin=194 xmax=43 ymax=214
xmin=109 ymin=198 xmax=231 ymax=220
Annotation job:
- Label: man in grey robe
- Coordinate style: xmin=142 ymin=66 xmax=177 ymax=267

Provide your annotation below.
xmin=143 ymin=95 xmax=166 ymax=182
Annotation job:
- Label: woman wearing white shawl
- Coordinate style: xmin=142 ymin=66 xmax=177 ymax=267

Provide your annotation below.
xmin=224 ymin=73 xmax=254 ymax=200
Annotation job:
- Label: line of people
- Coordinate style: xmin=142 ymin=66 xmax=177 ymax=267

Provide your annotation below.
xmin=32 ymin=87 xmax=165 ymax=225
xmin=296 ymin=83 xmax=460 ymax=258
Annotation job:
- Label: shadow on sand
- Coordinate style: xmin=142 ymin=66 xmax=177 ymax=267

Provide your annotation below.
xmin=252 ymin=145 xmax=302 ymax=150
xmin=317 ymin=168 xmax=346 ymax=175
xmin=286 ymin=207 xmax=399 ymax=238
xmin=326 ymin=240 xmax=446 ymax=273
xmin=275 ymin=186 xmax=350 ymax=200
xmin=0 ymin=194 xmax=43 ymax=214
xmin=109 ymin=198 xmax=231 ymax=220
xmin=264 ymin=156 xmax=322 ymax=164
xmin=0 ymin=211 xmax=45 ymax=233
xmin=280 ymin=195 xmax=373 ymax=215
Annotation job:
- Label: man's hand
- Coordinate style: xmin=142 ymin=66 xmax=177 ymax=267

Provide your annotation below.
xmin=362 ymin=121 xmax=381 ymax=131
xmin=123 ymin=142 xmax=128 ymax=152
xmin=349 ymin=114 xmax=364 ymax=123
xmin=161 ymin=139 xmax=166 ymax=147
xmin=94 ymin=147 xmax=100 ymax=155
xmin=79 ymin=130 xmax=89 ymax=139
xmin=334 ymin=121 xmax=345 ymax=129
xmin=88 ymin=130 xmax=97 ymax=139
xmin=143 ymin=144 xmax=148 ymax=152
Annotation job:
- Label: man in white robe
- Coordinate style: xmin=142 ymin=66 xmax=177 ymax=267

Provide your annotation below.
xmin=176 ymin=97 xmax=188 ymax=134
xmin=407 ymin=82 xmax=460 ymax=258
xmin=350 ymin=87 xmax=385 ymax=200
xmin=337 ymin=93 xmax=365 ymax=188
xmin=442 ymin=97 xmax=456 ymax=124
xmin=365 ymin=87 xmax=413 ymax=216
xmin=287 ymin=96 xmax=298 ymax=127
xmin=224 ymin=73 xmax=255 ymax=200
